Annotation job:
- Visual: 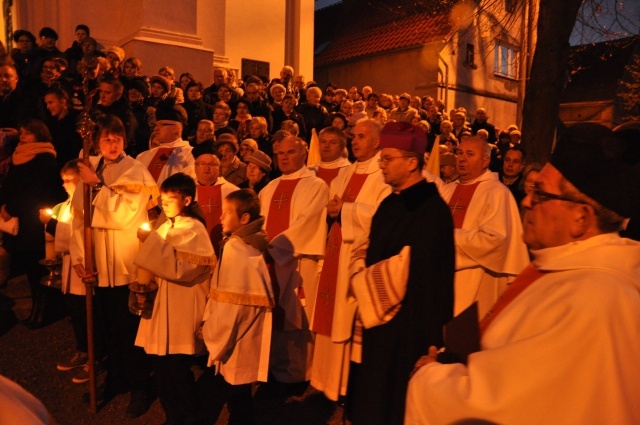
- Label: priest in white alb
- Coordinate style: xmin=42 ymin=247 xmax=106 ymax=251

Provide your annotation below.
xmin=310 ymin=118 xmax=390 ymax=401
xmin=259 ymin=136 xmax=329 ymax=384
xmin=438 ymin=136 xmax=529 ymax=317
xmin=192 ymin=145 xmax=239 ymax=256
xmin=136 ymin=98 xmax=196 ymax=188
xmin=308 ymin=126 xmax=351 ymax=186
xmin=407 ymin=123 xmax=640 ymax=425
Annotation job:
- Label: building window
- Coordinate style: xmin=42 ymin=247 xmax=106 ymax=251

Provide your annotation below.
xmin=494 ymin=44 xmax=519 ymax=79
xmin=465 ymin=44 xmax=477 ymax=68
xmin=505 ymin=0 xmax=516 ymax=13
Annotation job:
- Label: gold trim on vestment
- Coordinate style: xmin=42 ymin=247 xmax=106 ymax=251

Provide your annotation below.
xmin=176 ymin=250 xmax=217 ymax=266
xmin=209 ymin=288 xmax=275 ymax=308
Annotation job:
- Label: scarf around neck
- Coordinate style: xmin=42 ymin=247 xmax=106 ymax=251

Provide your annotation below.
xmin=12 ymin=142 xmax=57 ymax=165
xmin=221 ymin=216 xmax=268 ymax=253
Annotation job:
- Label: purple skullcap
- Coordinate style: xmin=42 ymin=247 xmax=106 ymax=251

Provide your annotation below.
xmin=379 ymin=122 xmax=427 ymax=155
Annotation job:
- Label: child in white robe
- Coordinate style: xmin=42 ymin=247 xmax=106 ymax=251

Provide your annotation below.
xmin=134 ymin=172 xmax=216 ymax=425
xmin=72 ymin=114 xmax=159 ymax=416
xmin=40 ymin=159 xmax=99 ymax=382
xmin=199 ymin=188 xmax=274 ymax=424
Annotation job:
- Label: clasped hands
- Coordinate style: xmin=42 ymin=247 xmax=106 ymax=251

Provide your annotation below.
xmin=326 ymin=194 xmax=344 ymax=219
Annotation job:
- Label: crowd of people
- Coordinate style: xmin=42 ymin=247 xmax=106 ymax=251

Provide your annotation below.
xmin=1 ymin=22 xmax=640 ymax=425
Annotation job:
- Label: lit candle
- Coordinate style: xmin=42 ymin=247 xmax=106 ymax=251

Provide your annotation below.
xmin=137 ymin=222 xmax=154 ymax=283
xmin=46 ymin=208 xmax=58 ymax=220
xmin=138 ymin=222 xmax=151 ymax=246
xmin=137 ymin=267 xmax=154 ymax=284
xmin=44 ymin=209 xmax=56 ymax=261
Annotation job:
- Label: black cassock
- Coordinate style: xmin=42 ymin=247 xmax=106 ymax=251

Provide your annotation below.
xmin=348 ymin=179 xmax=455 ymax=425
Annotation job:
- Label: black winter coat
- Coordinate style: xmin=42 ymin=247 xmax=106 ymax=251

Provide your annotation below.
xmin=0 ymin=153 xmax=67 ymax=252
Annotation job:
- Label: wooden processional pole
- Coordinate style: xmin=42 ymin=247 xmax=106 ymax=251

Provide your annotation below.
xmin=77 ymin=67 xmax=98 ymax=414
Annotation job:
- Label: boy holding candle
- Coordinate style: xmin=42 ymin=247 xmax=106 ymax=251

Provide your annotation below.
xmin=134 ymin=172 xmax=216 ymax=425
xmin=40 ymin=159 xmax=102 ymax=383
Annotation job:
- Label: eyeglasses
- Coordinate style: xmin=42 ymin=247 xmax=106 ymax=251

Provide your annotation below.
xmin=195 ymin=162 xmax=219 ymax=168
xmin=530 ymin=185 xmax=589 ymax=206
xmin=377 ymin=155 xmax=414 ymax=164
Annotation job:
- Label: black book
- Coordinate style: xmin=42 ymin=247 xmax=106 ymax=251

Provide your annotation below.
xmin=437 ymin=301 xmax=481 ymax=365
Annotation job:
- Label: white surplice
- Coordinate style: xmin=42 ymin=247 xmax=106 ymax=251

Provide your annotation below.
xmin=406 ymin=233 xmax=640 ymax=425
xmin=70 ymin=155 xmax=158 ymax=287
xmin=439 ymin=170 xmax=529 ymax=316
xmin=53 ymin=199 xmax=85 ymax=295
xmin=136 ymin=138 xmax=196 ymax=187
xmin=202 ymin=234 xmax=274 ymax=385
xmin=308 ymin=157 xmax=352 ymax=185
xmin=134 ymin=216 xmax=216 ymax=355
xmin=259 ymin=166 xmax=330 ymax=382
xmin=310 ymin=153 xmax=391 ymax=400
xmin=195 ymin=177 xmax=239 ymax=202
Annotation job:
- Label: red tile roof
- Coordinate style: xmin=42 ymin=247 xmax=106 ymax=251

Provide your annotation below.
xmin=315 ymin=12 xmax=454 ymax=66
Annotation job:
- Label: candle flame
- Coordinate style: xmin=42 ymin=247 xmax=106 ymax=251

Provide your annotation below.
xmin=140 ymin=222 xmax=151 ymax=231
xmin=45 ymin=209 xmax=53 ymax=215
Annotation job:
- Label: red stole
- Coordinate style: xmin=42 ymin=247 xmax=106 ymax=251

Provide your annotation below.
xmin=147 ymin=147 xmax=175 ymax=181
xmin=448 ymin=182 xmax=481 ymax=229
xmin=197 ymin=184 xmax=223 ymax=256
xmin=265 ymin=178 xmax=302 ymax=329
xmin=479 ymin=263 xmax=546 ymax=336
xmin=316 ymin=167 xmax=341 ymax=187
xmin=265 ymin=178 xmax=302 ymax=242
xmin=311 ymin=173 xmax=368 ymax=336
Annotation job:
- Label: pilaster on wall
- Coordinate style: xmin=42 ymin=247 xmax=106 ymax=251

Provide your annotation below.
xmin=285 ymin=0 xmax=314 ymax=80
xmin=16 ymin=0 xmax=217 ymax=85
xmin=118 ymin=0 xmax=215 ymax=84
xmin=119 ymin=27 xmax=214 ymax=84
xmin=13 ymin=0 xmax=310 ymax=84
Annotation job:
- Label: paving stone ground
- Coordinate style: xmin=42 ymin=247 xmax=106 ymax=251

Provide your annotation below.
xmin=0 ymin=276 xmax=344 ymax=425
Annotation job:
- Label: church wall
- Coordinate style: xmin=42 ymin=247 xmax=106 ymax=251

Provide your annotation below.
xmin=224 ymin=1 xmax=287 ymax=80
xmin=293 ymin=0 xmax=316 ymax=81
xmin=12 ymin=0 xmax=315 ymax=85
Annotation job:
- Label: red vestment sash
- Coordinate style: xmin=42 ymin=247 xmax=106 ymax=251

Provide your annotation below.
xmin=147 ymin=147 xmax=175 ymax=182
xmin=316 ymin=167 xmax=341 ymax=187
xmin=479 ymin=263 xmax=546 ymax=336
xmin=265 ymin=178 xmax=302 ymax=329
xmin=265 ymin=179 xmax=302 ymax=242
xmin=311 ymin=173 xmax=368 ymax=336
xmin=448 ymin=182 xmax=481 ymax=229
xmin=197 ymin=184 xmax=223 ymax=256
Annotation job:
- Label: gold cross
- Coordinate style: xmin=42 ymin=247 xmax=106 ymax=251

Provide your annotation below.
xmin=273 ymin=191 xmax=289 ymax=209
xmin=202 ymin=197 xmax=220 ymax=214
xmin=450 ymin=197 xmax=466 ymax=217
